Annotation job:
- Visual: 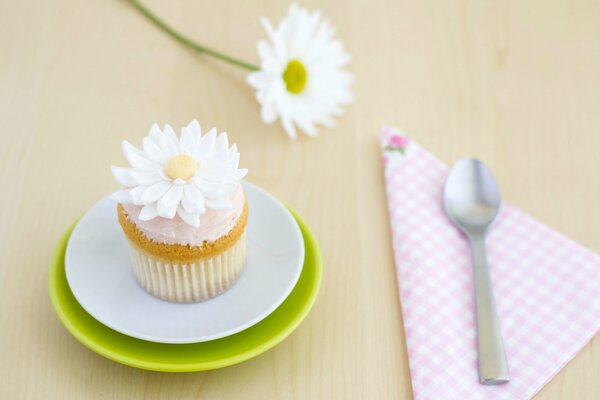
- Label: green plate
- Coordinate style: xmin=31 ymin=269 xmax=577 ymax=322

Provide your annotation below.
xmin=48 ymin=209 xmax=321 ymax=372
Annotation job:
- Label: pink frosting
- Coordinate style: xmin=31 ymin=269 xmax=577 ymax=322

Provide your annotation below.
xmin=122 ymin=184 xmax=245 ymax=246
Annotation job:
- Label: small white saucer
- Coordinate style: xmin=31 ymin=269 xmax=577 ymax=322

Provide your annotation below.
xmin=65 ymin=182 xmax=304 ymax=344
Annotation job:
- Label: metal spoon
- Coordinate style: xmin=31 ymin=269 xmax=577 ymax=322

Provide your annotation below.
xmin=443 ymin=158 xmax=510 ymax=385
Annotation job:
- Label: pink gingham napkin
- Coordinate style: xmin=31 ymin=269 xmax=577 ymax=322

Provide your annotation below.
xmin=380 ymin=126 xmax=600 ymax=400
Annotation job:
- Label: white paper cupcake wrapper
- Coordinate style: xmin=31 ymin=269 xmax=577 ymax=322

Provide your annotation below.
xmin=127 ymin=236 xmax=246 ymax=303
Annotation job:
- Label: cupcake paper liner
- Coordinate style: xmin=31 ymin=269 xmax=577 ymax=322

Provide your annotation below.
xmin=127 ymin=235 xmax=246 ymax=303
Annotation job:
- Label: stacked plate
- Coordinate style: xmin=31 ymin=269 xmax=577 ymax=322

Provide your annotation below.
xmin=49 ymin=182 xmax=322 ymax=372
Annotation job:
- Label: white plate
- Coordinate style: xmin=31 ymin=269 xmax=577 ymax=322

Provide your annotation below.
xmin=65 ymin=182 xmax=304 ymax=344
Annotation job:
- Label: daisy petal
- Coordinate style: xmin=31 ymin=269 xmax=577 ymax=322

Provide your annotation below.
xmin=158 ymin=133 xmax=179 ymax=158
xmin=186 ymin=120 xmax=201 ymax=136
xmin=295 ymin=116 xmax=318 ymax=136
xmin=163 ymin=124 xmax=179 ymax=143
xmin=148 ymin=123 xmax=163 ymax=143
xmin=247 ymin=70 xmax=269 ymax=89
xmin=261 ymin=17 xmax=287 ymax=62
xmin=157 ymin=201 xmax=177 ymax=219
xmin=279 ymin=108 xmax=297 ymax=139
xmin=130 ymin=170 xmax=162 ymax=185
xmin=194 ymin=179 xmax=221 ymax=196
xmin=177 ymin=207 xmax=200 ymax=227
xmin=260 ymin=102 xmax=278 ymax=123
xmin=231 ymin=168 xmax=248 ymax=181
xmin=214 ymin=133 xmax=230 ymax=158
xmin=129 ymin=185 xmax=146 ymax=205
xmin=196 ymin=128 xmax=216 ymax=159
xmin=111 ymin=166 xmax=137 ymax=187
xmin=183 ymin=184 xmax=206 ymax=213
xmin=122 ymin=141 xmax=158 ymax=171
xmin=199 ymin=158 xmax=228 ymax=182
xmin=140 ymin=181 xmax=171 ymax=204
xmin=180 ymin=127 xmax=197 ymax=154
xmin=111 ymin=189 xmax=132 ymax=203
xmin=138 ymin=204 xmax=158 ymax=221
xmin=143 ymin=137 xmax=167 ymax=164
xmin=159 ymin=185 xmax=183 ymax=207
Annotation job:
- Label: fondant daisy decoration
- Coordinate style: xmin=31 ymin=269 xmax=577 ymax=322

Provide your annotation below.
xmin=111 ymin=120 xmax=247 ymax=227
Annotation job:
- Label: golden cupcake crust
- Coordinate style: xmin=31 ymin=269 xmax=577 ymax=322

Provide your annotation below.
xmin=117 ymin=201 xmax=248 ymax=263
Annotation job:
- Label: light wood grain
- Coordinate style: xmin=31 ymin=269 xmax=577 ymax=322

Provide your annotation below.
xmin=0 ymin=0 xmax=598 ymax=398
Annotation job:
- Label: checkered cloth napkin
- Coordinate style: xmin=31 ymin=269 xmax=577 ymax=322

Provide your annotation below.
xmin=380 ymin=126 xmax=600 ymax=400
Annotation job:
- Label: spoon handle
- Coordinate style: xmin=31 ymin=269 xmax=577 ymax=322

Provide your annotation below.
xmin=469 ymin=234 xmax=510 ymax=385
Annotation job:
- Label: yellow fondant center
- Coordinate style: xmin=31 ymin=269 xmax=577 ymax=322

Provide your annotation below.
xmin=166 ymin=154 xmax=197 ymax=180
xmin=282 ymin=59 xmax=307 ymax=94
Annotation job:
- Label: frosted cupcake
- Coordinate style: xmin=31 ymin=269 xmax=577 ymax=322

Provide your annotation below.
xmin=111 ymin=120 xmax=248 ymax=303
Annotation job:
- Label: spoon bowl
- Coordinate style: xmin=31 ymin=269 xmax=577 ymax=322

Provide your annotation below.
xmin=444 ymin=158 xmax=501 ymax=232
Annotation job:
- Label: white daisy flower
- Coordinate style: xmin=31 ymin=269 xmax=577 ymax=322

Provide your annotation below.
xmin=111 ymin=120 xmax=248 ymax=227
xmin=247 ymin=3 xmax=353 ymax=138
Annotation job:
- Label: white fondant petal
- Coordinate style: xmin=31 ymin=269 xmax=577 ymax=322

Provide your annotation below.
xmin=129 ymin=185 xmax=146 ymax=205
xmin=163 ymin=124 xmax=179 ymax=144
xmin=142 ymin=137 xmax=167 ymax=164
xmin=140 ymin=181 xmax=171 ymax=204
xmin=122 ymin=141 xmax=158 ymax=171
xmin=130 ymin=170 xmax=162 ymax=186
xmin=214 ymin=183 xmax=236 ymax=199
xmin=231 ymin=168 xmax=248 ymax=181
xmin=148 ymin=123 xmax=163 ymax=143
xmin=185 ymin=120 xmax=201 ymax=136
xmin=195 ymin=128 xmax=216 ymax=159
xmin=228 ymin=152 xmax=240 ymax=169
xmin=159 ymin=185 xmax=183 ymax=208
xmin=157 ymin=201 xmax=177 ymax=219
xmin=177 ymin=207 xmax=200 ymax=227
xmin=158 ymin=133 xmax=178 ymax=158
xmin=138 ymin=204 xmax=158 ymax=221
xmin=199 ymin=165 xmax=227 ymax=183
xmin=182 ymin=184 xmax=206 ymax=213
xmin=194 ymin=179 xmax=221 ymax=195
xmin=214 ymin=133 xmax=229 ymax=157
xmin=111 ymin=166 xmax=137 ymax=187
xmin=180 ymin=128 xmax=196 ymax=154
xmin=111 ymin=189 xmax=132 ymax=203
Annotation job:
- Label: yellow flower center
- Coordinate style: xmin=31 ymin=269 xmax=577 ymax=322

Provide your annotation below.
xmin=282 ymin=59 xmax=307 ymax=94
xmin=166 ymin=154 xmax=197 ymax=181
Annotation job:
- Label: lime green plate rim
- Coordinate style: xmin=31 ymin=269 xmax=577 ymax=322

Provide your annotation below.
xmin=48 ymin=208 xmax=322 ymax=372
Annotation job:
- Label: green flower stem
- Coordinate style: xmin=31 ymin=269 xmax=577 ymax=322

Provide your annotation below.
xmin=126 ymin=0 xmax=260 ymax=71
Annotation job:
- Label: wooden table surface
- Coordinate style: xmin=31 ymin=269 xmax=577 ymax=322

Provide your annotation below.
xmin=1 ymin=0 xmax=598 ymax=398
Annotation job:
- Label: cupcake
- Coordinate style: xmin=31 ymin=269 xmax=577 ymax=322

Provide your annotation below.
xmin=111 ymin=120 xmax=248 ymax=303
